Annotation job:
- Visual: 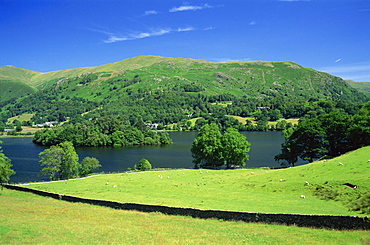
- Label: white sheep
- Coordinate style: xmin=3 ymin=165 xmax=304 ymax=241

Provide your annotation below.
xmin=250 ymin=172 xmax=254 ymax=175
xmin=305 ymin=181 xmax=310 ymax=185
xmin=300 ymin=195 xmax=306 ymax=198
xmin=105 ymin=182 xmax=109 ymax=185
xmin=280 ymin=179 xmax=283 ymax=182
xmin=113 ymin=185 xmax=117 ymax=188
xmin=338 ymin=162 xmax=343 ymax=165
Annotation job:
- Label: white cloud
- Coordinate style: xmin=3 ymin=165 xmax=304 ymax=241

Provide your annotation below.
xmin=318 ymin=62 xmax=370 ymax=82
xmin=335 ymin=58 xmax=341 ymax=63
xmin=103 ymin=27 xmax=194 ymax=43
xmin=177 ymin=27 xmax=195 ymax=32
xmin=249 ymin=21 xmax=257 ymax=25
xmin=169 ymin=4 xmax=212 ymax=12
xmin=144 ymin=10 xmax=158 ymax=16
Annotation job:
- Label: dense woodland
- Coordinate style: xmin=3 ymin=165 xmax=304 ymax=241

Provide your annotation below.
xmin=275 ymin=101 xmax=370 ymax=166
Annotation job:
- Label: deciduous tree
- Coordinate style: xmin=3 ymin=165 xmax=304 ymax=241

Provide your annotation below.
xmin=39 ymin=141 xmax=80 ymax=180
xmin=80 ymin=157 xmax=101 ymax=177
xmin=0 ymin=141 xmax=15 ymax=183
xmin=191 ymin=124 xmax=250 ymax=168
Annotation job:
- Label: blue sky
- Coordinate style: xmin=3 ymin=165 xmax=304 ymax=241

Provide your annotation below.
xmin=1 ymin=0 xmax=370 ymax=82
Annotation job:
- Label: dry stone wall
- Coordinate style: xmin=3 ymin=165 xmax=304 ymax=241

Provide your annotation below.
xmin=3 ymin=184 xmax=369 ymax=230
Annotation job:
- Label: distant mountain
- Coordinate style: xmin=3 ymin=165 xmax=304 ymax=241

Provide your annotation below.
xmin=0 ymin=55 xmax=368 ymax=125
xmin=346 ymin=80 xmax=370 ymax=97
xmin=1 ymin=55 xmax=367 ymax=102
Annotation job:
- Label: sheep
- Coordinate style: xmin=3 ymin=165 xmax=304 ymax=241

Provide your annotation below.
xmin=305 ymin=181 xmax=310 ymax=185
xmin=300 ymin=195 xmax=306 ymax=198
xmin=280 ymin=179 xmax=283 ymax=182
xmin=113 ymin=185 xmax=117 ymax=188
xmin=338 ymin=162 xmax=343 ymax=165
xmin=250 ymin=172 xmax=254 ymax=175
xmin=368 ymin=160 xmax=370 ymax=162
xmin=105 ymin=182 xmax=109 ymax=185
xmin=167 ymin=176 xmax=170 ymax=179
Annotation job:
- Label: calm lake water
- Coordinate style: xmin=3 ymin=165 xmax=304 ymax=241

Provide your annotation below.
xmin=1 ymin=131 xmax=306 ymax=183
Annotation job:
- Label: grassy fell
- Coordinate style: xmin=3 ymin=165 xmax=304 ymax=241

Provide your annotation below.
xmin=26 ymin=146 xmax=370 ymax=217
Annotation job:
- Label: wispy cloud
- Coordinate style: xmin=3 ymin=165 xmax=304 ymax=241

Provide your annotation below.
xmin=144 ymin=10 xmax=158 ymax=16
xmin=169 ymin=4 xmax=212 ymax=12
xmin=103 ymin=27 xmax=195 ymax=43
xmin=335 ymin=58 xmax=341 ymax=63
xmin=318 ymin=62 xmax=370 ymax=82
xmin=249 ymin=21 xmax=257 ymax=25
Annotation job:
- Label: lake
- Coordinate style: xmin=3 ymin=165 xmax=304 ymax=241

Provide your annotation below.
xmin=1 ymin=131 xmax=306 ymax=183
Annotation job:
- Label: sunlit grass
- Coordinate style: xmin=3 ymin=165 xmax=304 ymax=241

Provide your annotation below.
xmin=1 ymin=188 xmax=369 ymax=245
xmin=26 ymin=146 xmax=370 ymax=216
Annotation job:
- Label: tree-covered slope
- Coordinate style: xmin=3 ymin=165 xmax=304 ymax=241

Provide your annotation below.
xmin=0 ymin=56 xmax=368 ymax=125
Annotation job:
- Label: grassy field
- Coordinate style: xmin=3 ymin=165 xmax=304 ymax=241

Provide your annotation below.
xmin=26 ymin=146 xmax=370 ymax=217
xmin=229 ymin=116 xmax=299 ymax=126
xmin=1 ymin=188 xmax=369 ymax=245
xmin=7 ymin=113 xmax=35 ymax=123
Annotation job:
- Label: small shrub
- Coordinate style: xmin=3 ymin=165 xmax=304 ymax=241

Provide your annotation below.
xmin=349 ymin=194 xmax=370 ymax=214
xmin=312 ymin=184 xmax=339 ymax=201
xmin=137 ymin=158 xmax=152 ymax=171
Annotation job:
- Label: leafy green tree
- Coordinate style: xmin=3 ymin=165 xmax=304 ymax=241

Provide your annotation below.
xmin=191 ymin=124 xmax=250 ymax=168
xmin=39 ymin=145 xmax=63 ymax=180
xmin=80 ymin=157 xmax=101 ymax=177
xmin=15 ymin=124 xmax=23 ymax=132
xmin=0 ymin=141 xmax=15 ymax=183
xmin=39 ymin=141 xmax=80 ymax=180
xmin=221 ymin=127 xmax=250 ymax=168
xmin=191 ymin=124 xmax=223 ymax=168
xmin=137 ymin=158 xmax=152 ymax=171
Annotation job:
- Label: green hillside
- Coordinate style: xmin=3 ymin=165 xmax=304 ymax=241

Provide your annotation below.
xmin=0 ymin=56 xmax=368 ymax=126
xmin=0 ymin=80 xmax=36 ymax=103
xmin=346 ymin=80 xmax=370 ymax=96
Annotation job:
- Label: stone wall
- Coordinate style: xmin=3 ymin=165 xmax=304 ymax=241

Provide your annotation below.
xmin=3 ymin=184 xmax=369 ymax=230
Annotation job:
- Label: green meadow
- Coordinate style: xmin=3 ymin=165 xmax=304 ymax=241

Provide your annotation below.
xmin=1 ymin=188 xmax=369 ymax=244
xmin=1 ymin=146 xmax=370 ymax=244
xmin=26 ymin=146 xmax=370 ymax=217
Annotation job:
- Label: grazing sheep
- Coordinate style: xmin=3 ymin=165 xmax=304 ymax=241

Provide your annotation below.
xmin=338 ymin=162 xmax=343 ymax=165
xmin=167 ymin=176 xmax=170 ymax=179
xmin=250 ymin=172 xmax=254 ymax=175
xmin=105 ymin=182 xmax=109 ymax=185
xmin=300 ymin=195 xmax=306 ymax=198
xmin=280 ymin=179 xmax=283 ymax=182
xmin=113 ymin=185 xmax=117 ymax=188
xmin=368 ymin=160 xmax=370 ymax=162
xmin=305 ymin=181 xmax=310 ymax=185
